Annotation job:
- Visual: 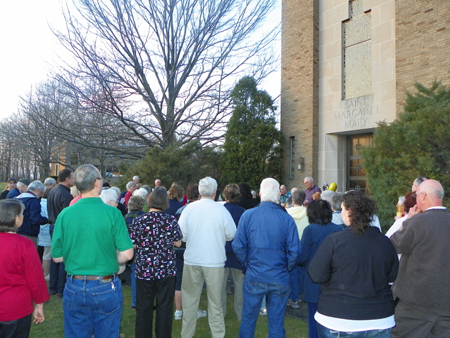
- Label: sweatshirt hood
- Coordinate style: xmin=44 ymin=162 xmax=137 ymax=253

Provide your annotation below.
xmin=287 ymin=206 xmax=307 ymax=220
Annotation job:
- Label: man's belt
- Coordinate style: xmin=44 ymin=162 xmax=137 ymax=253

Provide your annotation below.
xmin=70 ymin=275 xmax=115 ymax=281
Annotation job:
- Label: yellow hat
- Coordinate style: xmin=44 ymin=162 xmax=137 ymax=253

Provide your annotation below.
xmin=329 ymin=182 xmax=337 ymax=192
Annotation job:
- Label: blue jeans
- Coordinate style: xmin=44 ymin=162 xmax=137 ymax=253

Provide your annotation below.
xmin=239 ymin=278 xmax=290 ymax=338
xmin=63 ymin=275 xmax=123 ymax=338
xmin=317 ymin=323 xmax=392 ymax=338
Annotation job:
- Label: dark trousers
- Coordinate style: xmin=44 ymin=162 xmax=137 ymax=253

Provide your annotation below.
xmin=49 ymin=224 xmax=66 ymax=295
xmin=307 ymin=302 xmax=319 ymax=338
xmin=391 ymin=300 xmax=450 ymax=338
xmin=49 ymin=260 xmax=66 ymax=295
xmin=0 ymin=314 xmax=31 ymax=338
xmin=135 ymin=276 xmax=175 ymax=338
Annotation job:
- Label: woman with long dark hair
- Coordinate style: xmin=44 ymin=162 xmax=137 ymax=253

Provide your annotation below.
xmin=309 ymin=191 xmax=399 ymax=338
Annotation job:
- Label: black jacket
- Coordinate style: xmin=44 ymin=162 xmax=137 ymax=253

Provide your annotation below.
xmin=47 ymin=184 xmax=73 ymax=224
xmin=309 ymin=227 xmax=398 ymax=320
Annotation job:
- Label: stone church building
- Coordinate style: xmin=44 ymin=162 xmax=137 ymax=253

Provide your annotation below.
xmin=281 ymin=0 xmax=449 ymax=192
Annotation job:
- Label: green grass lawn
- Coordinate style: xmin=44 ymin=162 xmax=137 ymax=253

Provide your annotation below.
xmin=30 ymin=285 xmax=308 ymax=337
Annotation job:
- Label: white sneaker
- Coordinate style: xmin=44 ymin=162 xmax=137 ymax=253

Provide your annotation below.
xmin=174 ymin=310 xmax=183 ymax=320
xmin=259 ymin=308 xmax=267 ymax=316
xmin=44 ymin=275 xmax=50 ymax=282
xmin=197 ymin=309 xmax=207 ymax=319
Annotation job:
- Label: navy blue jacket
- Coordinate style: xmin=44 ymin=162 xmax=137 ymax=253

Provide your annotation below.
xmin=299 ymin=222 xmax=342 ymax=303
xmin=233 ymin=202 xmax=302 ymax=283
xmin=6 ymin=187 xmax=21 ymax=199
xmin=15 ymin=192 xmax=48 ymax=237
xmin=223 ymin=202 xmax=246 ymax=271
xmin=166 ymin=199 xmax=183 ymax=216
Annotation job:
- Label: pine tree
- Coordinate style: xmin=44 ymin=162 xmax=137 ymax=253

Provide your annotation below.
xmin=221 ymin=76 xmax=283 ymax=190
xmin=361 ymin=81 xmax=450 ymax=230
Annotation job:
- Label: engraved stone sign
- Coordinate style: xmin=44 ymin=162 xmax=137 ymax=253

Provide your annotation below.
xmin=336 ymin=94 xmax=377 ymax=130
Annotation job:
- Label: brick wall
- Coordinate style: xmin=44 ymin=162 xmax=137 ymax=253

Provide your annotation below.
xmin=396 ymin=0 xmax=450 ymax=114
xmin=280 ymin=0 xmax=319 ymax=189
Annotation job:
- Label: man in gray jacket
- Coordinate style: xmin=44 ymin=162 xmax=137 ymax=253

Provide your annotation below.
xmin=390 ymin=179 xmax=450 ymax=338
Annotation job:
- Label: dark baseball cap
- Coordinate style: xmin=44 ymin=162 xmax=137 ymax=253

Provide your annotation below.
xmin=19 ymin=178 xmax=31 ymax=185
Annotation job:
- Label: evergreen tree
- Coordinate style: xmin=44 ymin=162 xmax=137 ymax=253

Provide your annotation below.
xmin=361 ymin=81 xmax=450 ymax=230
xmin=121 ymin=140 xmax=222 ymax=189
xmin=221 ymin=76 xmax=283 ymax=190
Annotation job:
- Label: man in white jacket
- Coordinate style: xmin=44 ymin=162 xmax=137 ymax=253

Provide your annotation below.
xmin=179 ymin=177 xmax=236 ymax=338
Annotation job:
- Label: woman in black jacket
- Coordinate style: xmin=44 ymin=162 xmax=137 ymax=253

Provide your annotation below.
xmin=308 ymin=190 xmax=398 ymax=338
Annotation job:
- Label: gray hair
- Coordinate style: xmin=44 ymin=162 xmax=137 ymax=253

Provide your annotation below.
xmin=74 ymin=165 xmax=102 ymax=194
xmin=331 ymin=192 xmax=344 ymax=211
xmin=28 ymin=180 xmax=45 ymax=193
xmin=100 ymin=189 xmax=118 ymax=204
xmin=260 ymin=178 xmax=280 ymax=203
xmin=110 ymin=187 xmax=121 ymax=199
xmin=198 ymin=177 xmax=217 ymax=197
xmin=126 ymin=181 xmax=137 ymax=189
xmin=292 ymin=190 xmax=306 ymax=205
xmin=133 ymin=188 xmax=148 ymax=197
xmin=133 ymin=176 xmax=140 ymax=181
xmin=321 ymin=190 xmax=335 ymax=204
xmin=17 ymin=182 xmax=26 ymax=188
xmin=44 ymin=177 xmax=57 ymax=187
xmin=70 ymin=186 xmax=80 ymax=198
xmin=304 ymin=176 xmax=314 ymax=183
xmin=128 ymin=195 xmax=145 ymax=211
xmin=413 ymin=176 xmax=427 ymax=186
xmin=141 ymin=185 xmax=151 ymax=193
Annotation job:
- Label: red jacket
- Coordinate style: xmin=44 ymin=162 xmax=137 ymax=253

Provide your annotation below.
xmin=0 ymin=233 xmax=49 ymax=321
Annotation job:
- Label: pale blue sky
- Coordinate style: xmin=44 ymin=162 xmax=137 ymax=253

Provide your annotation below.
xmin=0 ymin=0 xmax=280 ymax=120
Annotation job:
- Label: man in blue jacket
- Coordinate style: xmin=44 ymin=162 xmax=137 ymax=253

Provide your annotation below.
xmin=15 ymin=180 xmax=48 ymax=248
xmin=232 ymin=178 xmax=302 ymax=338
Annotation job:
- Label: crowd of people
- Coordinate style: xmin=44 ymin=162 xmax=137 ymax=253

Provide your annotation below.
xmin=0 ymin=170 xmax=449 ymax=338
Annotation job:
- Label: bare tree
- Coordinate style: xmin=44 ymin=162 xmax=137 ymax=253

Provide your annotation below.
xmin=53 ymin=0 xmax=278 ymax=148
xmin=15 ymin=78 xmax=146 ymax=176
xmin=0 ymin=122 xmax=17 ymax=180
xmin=15 ymin=80 xmax=71 ymax=178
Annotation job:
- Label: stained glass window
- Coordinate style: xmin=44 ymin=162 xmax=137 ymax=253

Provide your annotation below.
xmin=343 ymin=0 xmax=372 ymax=99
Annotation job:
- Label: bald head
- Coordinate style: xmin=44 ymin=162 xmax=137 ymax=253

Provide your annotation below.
xmin=416 ymin=179 xmax=444 ymax=210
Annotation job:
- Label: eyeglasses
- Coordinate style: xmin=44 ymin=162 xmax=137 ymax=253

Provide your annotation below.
xmin=413 ymin=191 xmax=425 ymax=198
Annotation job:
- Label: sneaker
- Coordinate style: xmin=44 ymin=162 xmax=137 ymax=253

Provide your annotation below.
xmin=259 ymin=308 xmax=267 ymax=316
xmin=287 ymin=299 xmax=300 ymax=309
xmin=44 ymin=275 xmax=50 ymax=282
xmin=197 ymin=309 xmax=207 ymax=319
xmin=174 ymin=310 xmax=183 ymax=320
